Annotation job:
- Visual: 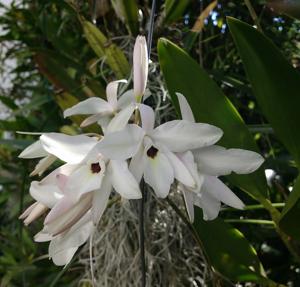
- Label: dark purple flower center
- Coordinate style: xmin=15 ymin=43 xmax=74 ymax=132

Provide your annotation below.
xmin=147 ymin=146 xmax=158 ymax=159
xmin=91 ymin=163 xmax=101 ymax=173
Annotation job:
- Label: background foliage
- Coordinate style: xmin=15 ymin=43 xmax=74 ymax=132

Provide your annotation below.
xmin=1 ymin=0 xmax=300 ymax=286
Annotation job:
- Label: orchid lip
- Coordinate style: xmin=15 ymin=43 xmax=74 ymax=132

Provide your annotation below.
xmin=147 ymin=146 xmax=158 ymax=159
xmin=90 ymin=162 xmax=101 ymax=173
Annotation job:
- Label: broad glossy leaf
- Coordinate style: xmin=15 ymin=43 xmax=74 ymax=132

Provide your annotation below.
xmin=193 ymin=207 xmax=270 ymax=283
xmin=82 ymin=20 xmax=130 ymax=79
xmin=279 ymin=175 xmax=300 ymax=241
xmin=164 ymin=0 xmax=190 ymax=24
xmin=158 ymin=38 xmax=267 ymax=199
xmin=111 ymin=0 xmax=139 ymax=35
xmin=227 ymin=17 xmax=300 ymax=166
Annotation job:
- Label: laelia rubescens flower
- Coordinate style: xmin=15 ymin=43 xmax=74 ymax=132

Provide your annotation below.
xmin=95 ymin=104 xmax=223 ymax=198
xmin=20 ymin=132 xmax=141 ymax=265
xmin=64 ymin=80 xmax=136 ymax=133
xmin=176 ymin=93 xmax=265 ymax=221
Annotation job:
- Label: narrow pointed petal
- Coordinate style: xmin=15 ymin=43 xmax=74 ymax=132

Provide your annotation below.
xmin=30 ymin=154 xmax=56 ymax=176
xmin=80 ymin=113 xmax=109 ymax=128
xmin=19 ymin=202 xmax=39 ymax=220
xmin=177 ymin=151 xmax=204 ymax=193
xmin=194 ymin=189 xmax=221 ymax=221
xmin=202 ymin=175 xmax=244 ymax=210
xmin=23 ymin=203 xmax=48 ymax=225
xmin=129 ymin=145 xmax=147 ymax=183
xmin=194 ymin=145 xmax=264 ymax=176
xmin=40 ymin=133 xmax=97 ymax=164
xmin=164 ymin=151 xmax=195 ymax=188
xmin=92 ymin=176 xmax=111 ymax=224
xmin=109 ymin=160 xmax=141 ymax=199
xmin=151 ymin=120 xmax=223 ymax=152
xmin=106 ymin=80 xmax=127 ymax=109
xmin=19 ymin=140 xmax=48 ymax=158
xmin=144 ymin=152 xmax=174 ymax=198
xmin=63 ymin=97 xmax=112 ymax=118
xmin=45 ymin=193 xmax=93 ymax=236
xmin=138 ymin=103 xmax=155 ymax=132
xmin=49 ymin=213 xmax=93 ymax=266
xmin=106 ymin=104 xmax=135 ymax=133
xmin=96 ymin=124 xmax=145 ymax=160
xmin=176 ymin=93 xmax=195 ymax=122
xmin=133 ymin=36 xmax=148 ymax=99
xmin=117 ymin=89 xmax=135 ymax=109
xmin=34 ymin=230 xmax=53 ymax=242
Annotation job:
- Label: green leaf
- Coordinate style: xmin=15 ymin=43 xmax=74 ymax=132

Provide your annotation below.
xmin=111 ymin=0 xmax=139 ymax=35
xmin=193 ymin=207 xmax=270 ymax=283
xmin=279 ymin=175 xmax=300 ymax=241
xmin=35 ymin=52 xmax=87 ymax=98
xmin=164 ymin=0 xmax=190 ymax=24
xmin=82 ymin=20 xmax=130 ymax=79
xmin=158 ymin=38 xmax=267 ymax=199
xmin=227 ymin=17 xmax=300 ymax=166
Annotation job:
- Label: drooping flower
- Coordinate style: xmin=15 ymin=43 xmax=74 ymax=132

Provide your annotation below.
xmin=19 ymin=132 xmax=141 ymax=265
xmin=95 ymin=104 xmax=223 ymax=198
xmin=176 ymin=93 xmax=265 ymax=221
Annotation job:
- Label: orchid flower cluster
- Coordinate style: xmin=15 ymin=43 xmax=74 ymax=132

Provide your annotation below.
xmin=19 ymin=36 xmax=264 ymax=266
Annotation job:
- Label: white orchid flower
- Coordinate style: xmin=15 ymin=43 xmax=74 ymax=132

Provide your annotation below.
xmin=19 ymin=139 xmax=56 ymax=176
xmin=64 ymin=80 xmax=136 ymax=133
xmin=95 ymin=104 xmax=223 ymax=198
xmin=176 ymin=93 xmax=265 ymax=221
xmin=133 ymin=35 xmax=148 ymax=101
xmin=20 ymin=132 xmax=141 ymax=265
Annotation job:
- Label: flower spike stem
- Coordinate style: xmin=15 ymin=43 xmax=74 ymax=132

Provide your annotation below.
xmin=139 ymin=1 xmax=156 ymax=286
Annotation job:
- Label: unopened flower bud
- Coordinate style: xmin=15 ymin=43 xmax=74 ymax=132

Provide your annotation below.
xmin=133 ymin=36 xmax=148 ymax=102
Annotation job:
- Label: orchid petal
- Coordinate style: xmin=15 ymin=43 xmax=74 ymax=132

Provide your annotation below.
xmin=138 ymin=103 xmax=155 ymax=132
xmin=23 ymin=203 xmax=48 ymax=225
xmin=96 ymin=124 xmax=145 ymax=160
xmin=176 ymin=93 xmax=195 ymax=122
xmin=177 ymin=151 xmax=204 ymax=193
xmin=202 ymin=175 xmax=244 ymax=211
xmin=30 ymin=154 xmax=56 ymax=176
xmin=45 ymin=192 xmax=93 ymax=235
xmin=49 ymin=213 xmax=93 ymax=266
xmin=164 ymin=151 xmax=196 ymax=188
xmin=106 ymin=80 xmax=127 ymax=109
xmin=106 ymin=104 xmax=135 ymax=133
xmin=80 ymin=113 xmax=109 ymax=128
xmin=129 ymin=145 xmax=147 ymax=183
xmin=108 ymin=160 xmax=141 ymax=199
xmin=117 ymin=89 xmax=135 ymax=109
xmin=63 ymin=97 xmax=112 ymax=118
xmin=144 ymin=152 xmax=174 ymax=198
xmin=151 ymin=120 xmax=223 ymax=152
xmin=19 ymin=140 xmax=48 ymax=158
xmin=194 ymin=145 xmax=264 ymax=176
xmin=30 ymin=181 xmax=63 ymax=208
xmin=92 ymin=176 xmax=111 ymax=224
xmin=40 ymin=133 xmax=97 ymax=164
xmin=194 ymin=189 xmax=221 ymax=221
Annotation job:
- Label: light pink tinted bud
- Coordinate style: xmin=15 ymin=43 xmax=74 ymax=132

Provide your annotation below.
xmin=133 ymin=36 xmax=148 ymax=101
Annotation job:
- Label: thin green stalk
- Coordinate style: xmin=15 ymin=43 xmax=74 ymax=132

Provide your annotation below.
xmin=225 ymin=219 xmax=275 ymax=226
xmin=221 ymin=202 xmax=285 ymax=212
xmin=244 ymin=0 xmax=263 ymax=32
